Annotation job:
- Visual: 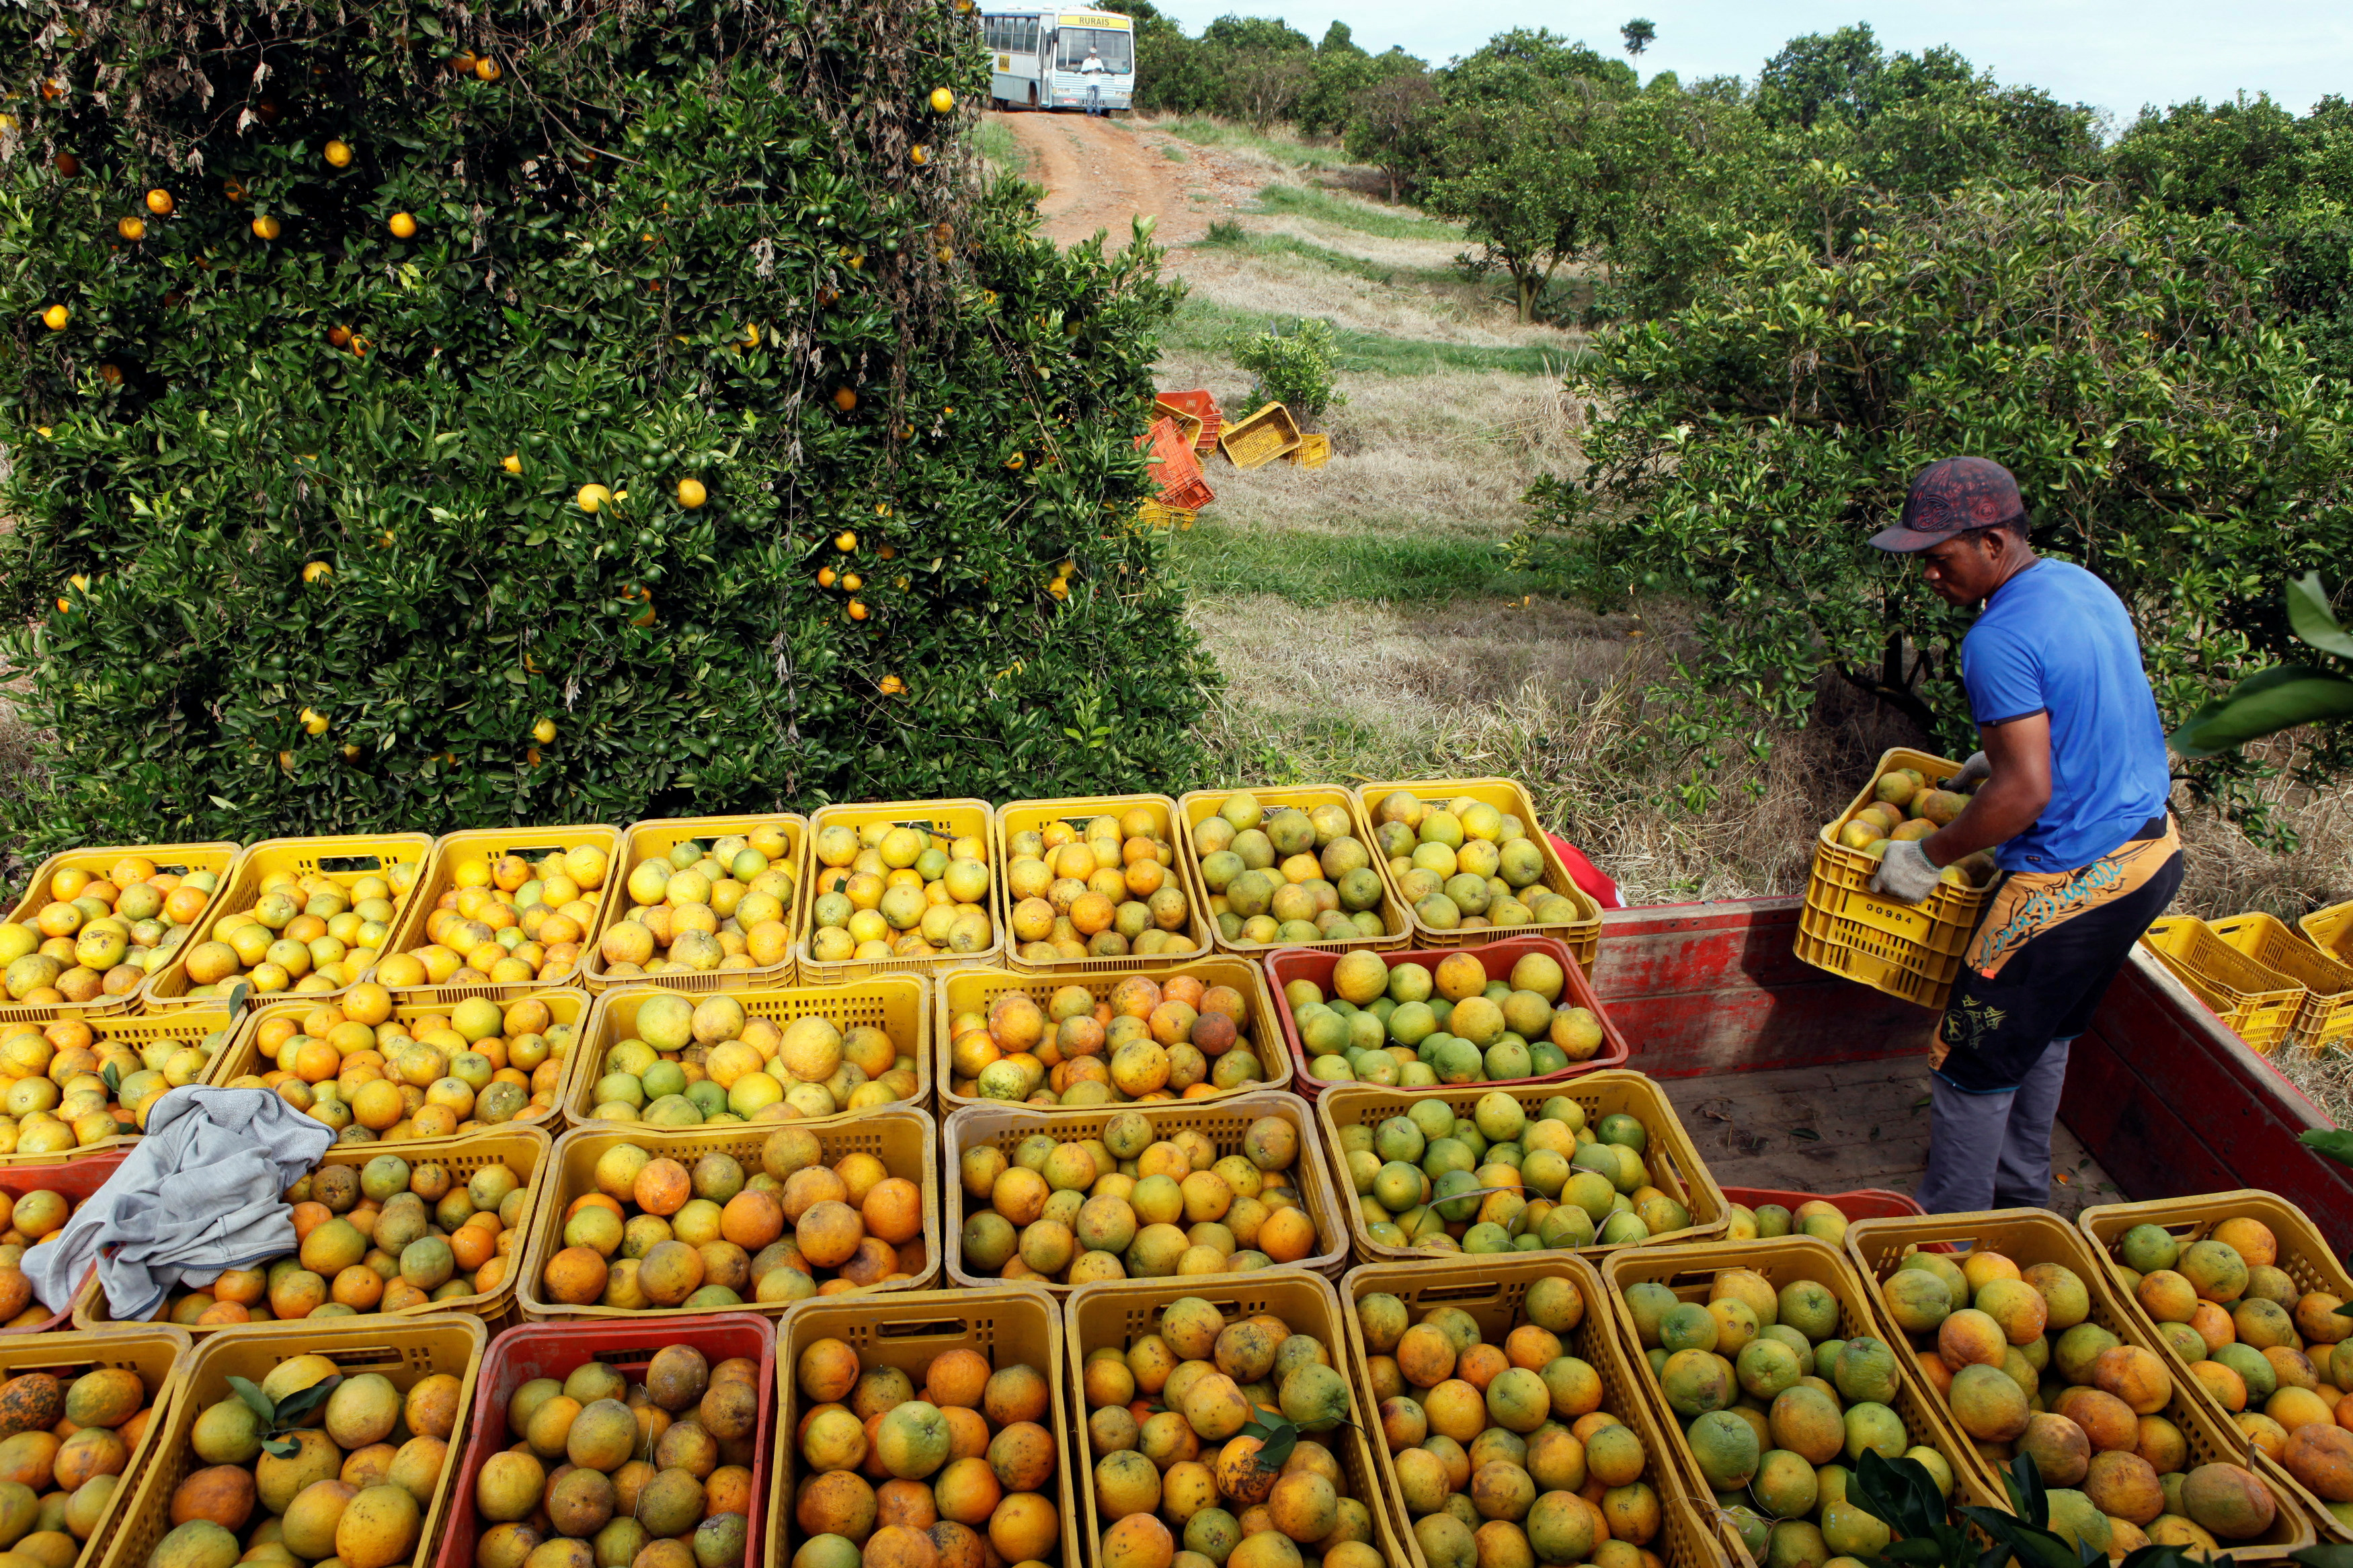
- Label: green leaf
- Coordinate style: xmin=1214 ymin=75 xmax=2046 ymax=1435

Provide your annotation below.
xmin=2286 ymin=575 xmax=2353 ymax=659
xmin=270 ymin=1375 xmax=342 ymax=1426
xmin=260 ymin=1436 xmax=303 ymax=1459
xmin=2169 ymin=665 xmax=2353 ymax=758
xmin=2299 ymin=1128 xmax=2353 ymax=1169
xmin=226 ymin=1376 xmax=274 ymax=1424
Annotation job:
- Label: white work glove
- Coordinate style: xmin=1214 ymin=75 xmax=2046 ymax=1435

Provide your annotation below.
xmin=1870 ymin=839 xmax=1942 ymax=905
xmin=1943 ymin=752 xmax=1991 ymax=792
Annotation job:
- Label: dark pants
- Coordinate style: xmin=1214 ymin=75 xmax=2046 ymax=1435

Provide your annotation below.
xmin=1917 ymin=841 xmax=2184 ymax=1214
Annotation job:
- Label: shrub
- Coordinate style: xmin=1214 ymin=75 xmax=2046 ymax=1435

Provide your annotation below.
xmin=0 ymin=0 xmax=1216 ymax=853
xmin=1232 ymin=318 xmax=1345 ymax=423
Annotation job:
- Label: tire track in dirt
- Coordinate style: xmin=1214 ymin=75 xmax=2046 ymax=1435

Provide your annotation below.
xmin=992 ymin=112 xmax=1257 ymax=247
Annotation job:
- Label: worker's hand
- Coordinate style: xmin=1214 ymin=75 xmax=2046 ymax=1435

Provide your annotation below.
xmin=1942 ymin=751 xmax=1991 ymax=793
xmin=1870 ymin=839 xmax=1942 ymax=905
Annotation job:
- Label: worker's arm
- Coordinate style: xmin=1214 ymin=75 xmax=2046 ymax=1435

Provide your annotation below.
xmin=1922 ymin=712 xmax=2050 ymax=868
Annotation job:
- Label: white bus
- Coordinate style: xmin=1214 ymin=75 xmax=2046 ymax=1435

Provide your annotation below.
xmin=979 ymin=7 xmax=1135 ymax=114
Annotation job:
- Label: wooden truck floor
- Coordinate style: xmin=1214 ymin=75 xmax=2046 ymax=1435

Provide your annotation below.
xmin=1654 ymin=1057 xmax=2119 ymax=1221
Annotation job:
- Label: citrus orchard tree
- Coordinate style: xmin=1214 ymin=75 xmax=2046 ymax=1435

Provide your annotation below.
xmin=0 ymin=0 xmax=1213 ymax=854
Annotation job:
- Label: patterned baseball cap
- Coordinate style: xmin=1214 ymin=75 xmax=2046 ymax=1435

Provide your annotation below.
xmin=1870 ymin=456 xmax=2025 ymax=552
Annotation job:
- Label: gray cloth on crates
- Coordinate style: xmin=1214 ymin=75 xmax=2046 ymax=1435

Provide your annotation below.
xmin=25 ymin=1086 xmax=332 ymax=1319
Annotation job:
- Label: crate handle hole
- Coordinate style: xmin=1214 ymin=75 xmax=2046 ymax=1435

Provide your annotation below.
xmin=315 ymin=855 xmax=390 ymax=874
xmin=877 ymin=1318 xmax=971 ymax=1342
xmin=503 ymin=846 xmax=565 ymax=861
xmin=1411 ymin=1282 xmax=1503 ymax=1307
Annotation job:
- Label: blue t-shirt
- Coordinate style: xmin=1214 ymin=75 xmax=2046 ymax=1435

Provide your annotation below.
xmin=1960 ymin=559 xmax=2171 ymax=873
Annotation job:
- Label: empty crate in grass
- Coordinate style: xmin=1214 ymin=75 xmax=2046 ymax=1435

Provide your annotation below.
xmin=1318 ymin=1071 xmax=1727 ymax=1263
xmin=1066 ymin=1268 xmax=1408 ymax=1568
xmin=1604 ymin=1235 xmax=2007 ymax=1568
xmin=994 ymin=793 xmax=1214 ymax=975
xmin=771 ymin=1283 xmax=1079 ymax=1568
xmin=582 ymin=813 xmax=807 ymax=994
xmin=0 ymin=840 xmax=239 ymax=1022
xmin=1267 ymin=934 xmax=1626 ymax=1104
xmin=1337 ymin=1252 xmax=1732 ymax=1568
xmin=1176 ymin=786 xmax=1409 ymax=956
xmin=0 ymin=1006 xmax=236 ymax=1164
xmin=799 ymin=798 xmax=1002 ymax=983
xmin=941 ymin=1089 xmax=1347 ymax=1293
xmin=1353 ymin=778 xmax=1604 ymax=969
xmin=934 ymin=956 xmax=1289 ymax=1114
xmin=518 ymin=1108 xmax=938 ymax=1320
xmin=372 ymin=825 xmax=624 ymax=1005
xmin=2079 ymin=1189 xmax=2353 ymax=1542
xmin=564 ymin=977 xmax=928 ymax=1129
xmin=1845 ymin=1208 xmax=2317 ymax=1561
xmin=210 ymin=987 xmax=582 ymax=1137
xmin=143 ymin=833 xmax=438 ymax=1012
xmin=0 ymin=1323 xmax=192 ymax=1568
xmin=435 ymin=1313 xmax=773 ymax=1568
xmin=74 ymin=1125 xmax=550 ymax=1336
xmin=99 ymin=1313 xmax=485 ymax=1568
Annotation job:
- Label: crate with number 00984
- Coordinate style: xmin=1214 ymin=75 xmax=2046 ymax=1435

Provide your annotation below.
xmin=1792 ymin=747 xmax=1995 ymax=1012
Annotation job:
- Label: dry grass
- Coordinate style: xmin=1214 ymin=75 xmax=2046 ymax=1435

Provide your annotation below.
xmin=1187 ymin=593 xmax=1918 ymax=905
xmin=1172 ymin=239 xmax=1571 ymax=348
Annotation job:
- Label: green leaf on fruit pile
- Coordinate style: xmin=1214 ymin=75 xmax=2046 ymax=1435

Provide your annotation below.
xmin=227 ymin=1376 xmax=274 ymax=1423
xmin=268 ymin=1375 xmax=342 ymax=1427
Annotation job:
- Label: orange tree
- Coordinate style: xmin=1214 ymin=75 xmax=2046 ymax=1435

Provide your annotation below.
xmin=0 ymin=0 xmax=1211 ymax=853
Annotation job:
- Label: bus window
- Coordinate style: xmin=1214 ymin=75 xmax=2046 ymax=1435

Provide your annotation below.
xmin=1056 ymin=28 xmax=1131 ymax=72
xmin=1022 ymin=19 xmax=1039 ymax=51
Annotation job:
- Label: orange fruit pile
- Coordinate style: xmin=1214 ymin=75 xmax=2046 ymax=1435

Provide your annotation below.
xmin=947 ymin=975 xmax=1267 ymax=1108
xmin=0 ymin=853 xmax=223 ymax=1003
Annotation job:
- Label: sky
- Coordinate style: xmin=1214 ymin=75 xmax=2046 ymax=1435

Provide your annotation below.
xmin=1154 ymin=1 xmax=2353 ymax=124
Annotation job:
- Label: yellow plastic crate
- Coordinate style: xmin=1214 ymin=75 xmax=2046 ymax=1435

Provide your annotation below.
xmin=941 ymin=1089 xmax=1347 ymax=1292
xmin=95 ymin=1315 xmax=485 ymax=1568
xmin=206 ymin=986 xmax=585 ymax=1139
xmin=140 ymin=833 xmax=437 ymax=1012
xmin=798 ymin=798 xmax=1002 ymax=983
xmin=375 ymin=823 xmax=624 ymax=1005
xmin=0 ymin=1324 xmax=192 ymax=1568
xmin=1851 ymin=1208 xmax=2321 ymax=1560
xmin=1794 ymin=746 xmax=1994 ymax=1012
xmin=767 ymin=1284 xmax=1080 ymax=1568
xmin=1176 ymin=785 xmax=1410 ymax=956
xmin=1353 ymin=776 xmax=1602 ymax=971
xmin=580 ymin=812 xmax=807 ymax=993
xmin=2299 ymin=898 xmax=2353 ymax=964
xmin=1318 ymin=1069 xmax=1727 ymax=1262
xmin=0 ymin=841 xmax=241 ymax=1023
xmin=993 ymin=793 xmax=1214 ymax=976
xmin=2211 ymin=911 xmax=2353 ymax=1053
xmin=1289 ymin=430 xmax=1330 ymax=468
xmin=1335 ymin=1253 xmax=1736 ymax=1568
xmin=562 ymin=975 xmax=930 ymax=1125
xmin=1218 ymin=400 xmax=1302 ymax=468
xmin=1608 ymin=1236 xmax=2011 ymax=1568
xmin=933 ymin=954 xmax=1290 ymax=1115
xmin=75 ymin=1124 xmax=551 ymax=1334
xmin=516 ymin=1106 xmax=939 ymax=1320
xmin=2142 ymin=915 xmax=2305 ymax=1053
xmin=1066 ymin=1270 xmax=1410 ymax=1568
xmin=1134 ymin=500 xmax=1198 ymax=532
xmin=0 ymin=1005 xmax=241 ymax=1165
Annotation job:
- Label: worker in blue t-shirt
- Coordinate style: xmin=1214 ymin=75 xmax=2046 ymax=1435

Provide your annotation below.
xmin=1866 ymin=456 xmax=2182 ymax=1214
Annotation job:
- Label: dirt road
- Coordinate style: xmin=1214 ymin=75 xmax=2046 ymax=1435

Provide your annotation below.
xmin=992 ymin=111 xmax=1256 ymax=247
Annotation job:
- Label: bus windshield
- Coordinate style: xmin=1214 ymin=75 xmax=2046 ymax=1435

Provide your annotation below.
xmin=1057 ymin=28 xmax=1132 ymax=73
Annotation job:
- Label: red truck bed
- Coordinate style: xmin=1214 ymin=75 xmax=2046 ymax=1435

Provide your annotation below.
xmin=1590 ymin=898 xmax=2353 ymax=1234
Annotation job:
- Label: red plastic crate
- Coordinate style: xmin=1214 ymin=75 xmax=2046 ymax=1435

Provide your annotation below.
xmin=1265 ymin=933 xmax=1630 ymax=1103
xmin=432 ymin=1313 xmax=774 ymax=1568
xmin=1721 ymin=1186 xmax=1924 ymax=1223
xmin=7 ymin=1149 xmax=127 ymax=1333
xmin=1156 ymin=388 xmax=1224 ymax=452
xmin=1136 ymin=415 xmax=1213 ymax=508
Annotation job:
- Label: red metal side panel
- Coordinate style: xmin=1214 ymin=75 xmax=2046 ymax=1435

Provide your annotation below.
xmin=2065 ymin=949 xmax=2353 ymax=1237
xmin=1591 ymin=899 xmax=1938 ymax=1078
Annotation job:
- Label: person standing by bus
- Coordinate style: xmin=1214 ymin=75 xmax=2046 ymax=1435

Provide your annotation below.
xmin=1865 ymin=456 xmax=2182 ymax=1214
